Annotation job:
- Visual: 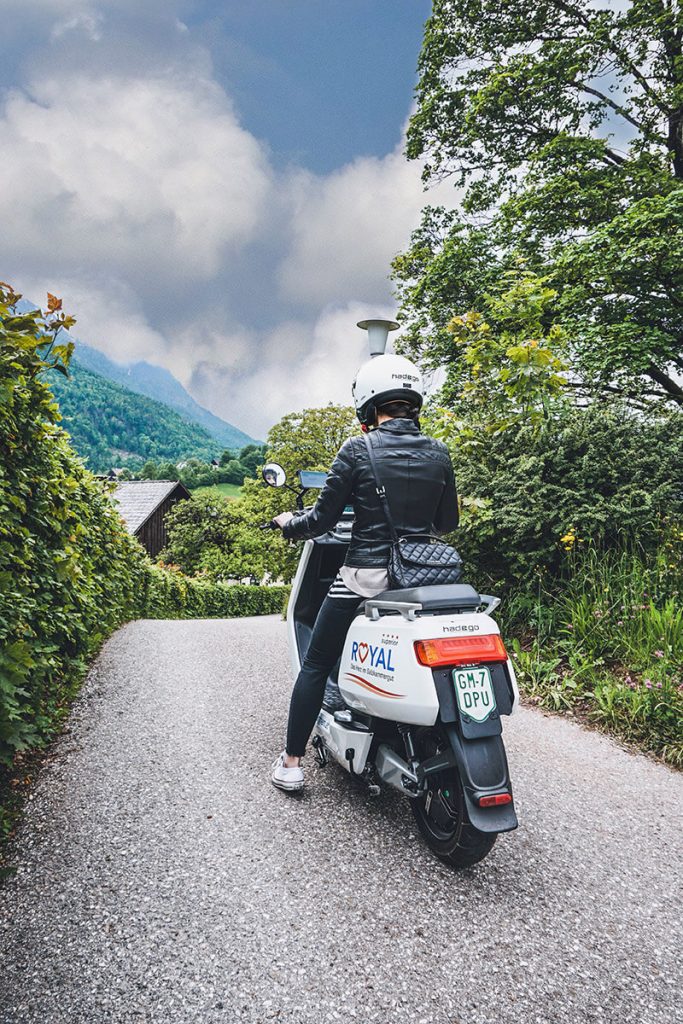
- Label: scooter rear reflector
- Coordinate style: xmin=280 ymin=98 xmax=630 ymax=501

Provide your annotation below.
xmin=478 ymin=793 xmax=512 ymax=807
xmin=414 ymin=634 xmax=508 ymax=668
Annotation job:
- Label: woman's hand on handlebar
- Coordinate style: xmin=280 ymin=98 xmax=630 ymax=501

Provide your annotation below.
xmin=272 ymin=511 xmax=294 ymax=530
xmin=258 ymin=511 xmax=295 ymax=531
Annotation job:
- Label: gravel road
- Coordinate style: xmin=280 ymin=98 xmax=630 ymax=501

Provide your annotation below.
xmin=1 ymin=616 xmax=681 ymax=1024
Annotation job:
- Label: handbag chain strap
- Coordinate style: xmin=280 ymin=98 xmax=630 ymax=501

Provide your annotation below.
xmin=363 ymin=431 xmax=400 ymax=544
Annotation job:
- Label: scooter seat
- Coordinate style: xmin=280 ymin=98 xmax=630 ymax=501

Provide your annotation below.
xmin=374 ymin=583 xmax=481 ymax=612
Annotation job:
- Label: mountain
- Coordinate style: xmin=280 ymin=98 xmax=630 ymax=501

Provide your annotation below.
xmin=48 ymin=361 xmax=223 ymax=472
xmin=73 ymin=340 xmax=256 ymax=449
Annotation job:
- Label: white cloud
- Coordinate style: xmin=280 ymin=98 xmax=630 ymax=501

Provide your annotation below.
xmin=0 ymin=72 xmax=272 ymax=282
xmin=279 ymin=145 xmax=455 ymax=309
xmin=181 ymin=301 xmax=444 ymax=439
xmin=18 ymin=273 xmax=170 ymax=366
xmin=51 ymin=10 xmax=102 ymax=41
xmin=154 ymin=304 xmax=374 ymax=438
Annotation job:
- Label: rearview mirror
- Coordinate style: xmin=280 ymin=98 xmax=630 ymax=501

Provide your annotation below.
xmin=262 ymin=462 xmax=287 ymax=487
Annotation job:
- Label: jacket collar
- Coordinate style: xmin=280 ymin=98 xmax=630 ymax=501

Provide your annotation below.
xmin=374 ymin=418 xmax=420 ymax=435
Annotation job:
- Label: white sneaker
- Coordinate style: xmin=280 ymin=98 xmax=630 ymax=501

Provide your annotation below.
xmin=271 ymin=752 xmax=304 ymax=792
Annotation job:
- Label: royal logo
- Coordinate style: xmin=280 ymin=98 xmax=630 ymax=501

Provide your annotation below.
xmin=350 ymin=641 xmax=395 ymax=672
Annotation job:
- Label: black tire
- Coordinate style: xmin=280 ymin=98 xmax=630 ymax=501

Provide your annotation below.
xmin=410 ymin=727 xmax=496 ymax=869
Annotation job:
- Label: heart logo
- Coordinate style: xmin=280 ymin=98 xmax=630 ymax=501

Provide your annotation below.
xmin=357 ymin=642 xmax=369 ymax=664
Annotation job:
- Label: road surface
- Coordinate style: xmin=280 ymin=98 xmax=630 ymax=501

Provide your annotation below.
xmin=1 ymin=616 xmax=681 ymax=1024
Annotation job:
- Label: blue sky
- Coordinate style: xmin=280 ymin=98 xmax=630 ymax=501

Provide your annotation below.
xmin=190 ymin=1 xmax=432 ymax=172
xmin=0 ymin=0 xmax=452 ymax=436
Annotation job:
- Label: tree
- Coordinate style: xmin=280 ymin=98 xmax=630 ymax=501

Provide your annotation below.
xmin=266 ymin=404 xmax=358 ymax=479
xmin=395 ymin=0 xmax=683 ymax=406
xmin=139 ymin=460 xmax=159 ymax=480
xmin=162 ymin=405 xmax=359 ymax=584
xmin=435 ymin=270 xmax=569 ymax=438
xmin=156 ymin=461 xmax=179 ymax=480
xmin=217 ymin=459 xmax=245 ymax=485
xmin=238 ymin=443 xmax=267 ymax=477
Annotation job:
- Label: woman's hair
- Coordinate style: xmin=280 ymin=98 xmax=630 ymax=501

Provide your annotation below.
xmin=377 ymin=400 xmax=419 ymax=420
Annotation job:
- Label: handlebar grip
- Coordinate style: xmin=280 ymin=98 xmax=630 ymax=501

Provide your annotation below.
xmin=258 ymin=521 xmax=277 ymax=530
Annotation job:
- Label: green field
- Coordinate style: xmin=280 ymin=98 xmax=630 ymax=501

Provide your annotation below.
xmin=192 ymin=482 xmax=243 ymax=500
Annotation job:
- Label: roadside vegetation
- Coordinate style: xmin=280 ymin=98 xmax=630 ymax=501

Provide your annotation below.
xmin=0 ymin=284 xmax=285 ymax=856
xmin=509 ymin=543 xmax=683 ymax=766
xmin=159 ymin=405 xmax=357 ymax=585
xmin=390 ymin=0 xmax=683 ymax=765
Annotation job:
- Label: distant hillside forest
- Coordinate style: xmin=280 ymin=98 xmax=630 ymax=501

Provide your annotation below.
xmin=48 ymin=361 xmax=222 ymax=471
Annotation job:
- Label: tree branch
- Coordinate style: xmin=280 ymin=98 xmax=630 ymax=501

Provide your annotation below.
xmin=645 ymin=362 xmax=683 ymax=403
xmin=575 ymin=80 xmax=667 ymax=145
xmin=601 ymin=147 xmax=627 ymax=166
xmin=563 ymin=379 xmax=667 ymax=401
xmin=554 ymin=0 xmax=672 ymax=115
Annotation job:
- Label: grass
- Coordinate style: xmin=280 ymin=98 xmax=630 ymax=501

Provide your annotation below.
xmin=506 ymin=539 xmax=683 ymax=768
xmin=192 ymin=482 xmax=243 ymax=499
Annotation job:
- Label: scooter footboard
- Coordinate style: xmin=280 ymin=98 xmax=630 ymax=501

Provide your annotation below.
xmin=443 ymin=724 xmax=518 ymax=834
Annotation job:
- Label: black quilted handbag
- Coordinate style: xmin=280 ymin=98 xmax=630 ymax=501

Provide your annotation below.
xmin=363 ymin=433 xmax=462 ymax=589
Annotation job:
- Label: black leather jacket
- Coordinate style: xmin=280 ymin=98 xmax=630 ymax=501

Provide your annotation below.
xmin=283 ymin=418 xmax=458 ymax=567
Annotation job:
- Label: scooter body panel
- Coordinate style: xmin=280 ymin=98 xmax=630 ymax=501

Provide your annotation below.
xmin=314 ymin=709 xmax=374 ymax=774
xmin=286 ymin=538 xmax=315 ymax=678
xmin=338 ymin=608 xmax=506 ymax=726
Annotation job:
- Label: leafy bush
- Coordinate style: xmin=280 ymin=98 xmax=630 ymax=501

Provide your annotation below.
xmin=510 ymin=542 xmax=683 ymax=766
xmin=161 ymin=404 xmax=359 ymax=585
xmin=159 ymin=489 xmax=292 ymax=583
xmin=0 ymin=287 xmax=147 ymax=764
xmin=446 ymin=404 xmax=683 ymax=588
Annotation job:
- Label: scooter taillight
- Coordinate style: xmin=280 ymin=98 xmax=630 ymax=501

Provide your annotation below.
xmin=478 ymin=793 xmax=512 ymax=807
xmin=413 ymin=634 xmax=508 ymax=668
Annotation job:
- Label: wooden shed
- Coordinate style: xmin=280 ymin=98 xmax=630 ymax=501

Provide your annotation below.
xmin=113 ymin=480 xmax=191 ymax=557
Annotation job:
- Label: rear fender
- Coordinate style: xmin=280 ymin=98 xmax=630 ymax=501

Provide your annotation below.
xmin=431 ymin=666 xmax=517 ymax=833
xmin=442 ymin=724 xmax=518 ymax=833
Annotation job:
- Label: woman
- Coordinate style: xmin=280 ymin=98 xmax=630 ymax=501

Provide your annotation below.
xmin=271 ymin=352 xmax=458 ymax=791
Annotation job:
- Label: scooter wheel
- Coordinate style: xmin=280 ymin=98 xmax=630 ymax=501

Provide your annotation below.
xmin=410 ymin=727 xmax=496 ymax=869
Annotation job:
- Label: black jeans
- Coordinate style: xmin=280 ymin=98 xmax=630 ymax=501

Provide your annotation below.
xmin=286 ymin=591 xmax=363 ymax=757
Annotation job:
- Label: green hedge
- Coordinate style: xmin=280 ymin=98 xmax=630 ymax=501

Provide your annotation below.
xmin=140 ymin=567 xmax=288 ymax=620
xmin=0 ymin=287 xmax=287 ymax=770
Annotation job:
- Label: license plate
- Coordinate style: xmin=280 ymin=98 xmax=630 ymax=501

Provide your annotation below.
xmin=452 ymin=666 xmax=497 ymax=723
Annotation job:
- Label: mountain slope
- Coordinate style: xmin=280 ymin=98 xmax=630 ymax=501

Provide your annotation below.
xmin=48 ymin=361 xmax=221 ymax=472
xmin=74 ymin=341 xmax=256 ymax=448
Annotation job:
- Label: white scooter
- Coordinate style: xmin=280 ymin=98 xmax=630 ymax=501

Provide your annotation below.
xmin=261 ymin=471 xmax=519 ymax=869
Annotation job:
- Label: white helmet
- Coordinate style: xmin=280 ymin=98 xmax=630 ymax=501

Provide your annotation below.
xmin=352 ymin=353 xmax=424 ymax=426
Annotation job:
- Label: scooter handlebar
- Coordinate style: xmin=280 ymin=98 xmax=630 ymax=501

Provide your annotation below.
xmin=258 ymin=509 xmax=307 ymax=531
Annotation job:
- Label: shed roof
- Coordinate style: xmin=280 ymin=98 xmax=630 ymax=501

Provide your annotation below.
xmin=112 ymin=480 xmax=190 ymax=534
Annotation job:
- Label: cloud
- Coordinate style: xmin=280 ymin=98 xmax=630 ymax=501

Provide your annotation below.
xmin=16 ymin=271 xmax=171 ymax=368
xmin=0 ymin=72 xmax=272 ymax=283
xmin=0 ymin=58 xmax=451 ymax=437
xmin=51 ymin=10 xmax=103 ymax=41
xmin=179 ymin=301 xmax=446 ymax=439
xmin=280 ymin=151 xmax=427 ymax=308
